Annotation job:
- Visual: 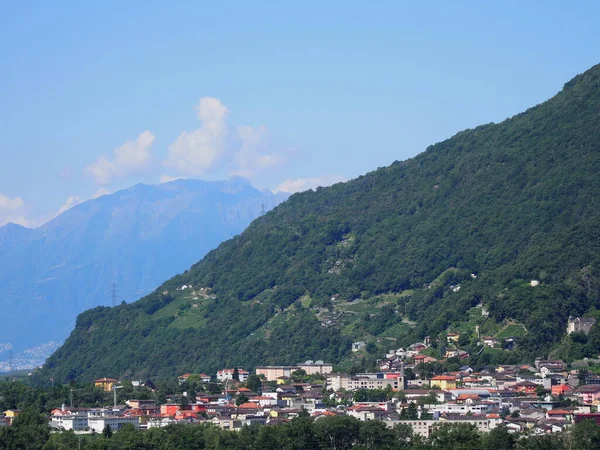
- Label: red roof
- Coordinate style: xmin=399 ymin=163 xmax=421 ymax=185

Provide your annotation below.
xmin=315 ymin=411 xmax=337 ymax=416
xmin=238 ymin=403 xmax=260 ymax=409
xmin=548 ymin=410 xmax=572 ymax=415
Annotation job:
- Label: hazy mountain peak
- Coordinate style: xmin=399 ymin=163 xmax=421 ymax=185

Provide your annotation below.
xmin=0 ymin=178 xmax=289 ymax=361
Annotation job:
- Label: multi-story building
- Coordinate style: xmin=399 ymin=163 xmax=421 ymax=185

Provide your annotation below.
xmin=298 ymin=361 xmax=333 ymax=375
xmin=327 ymin=372 xmax=406 ymax=391
xmin=88 ymin=416 xmax=140 ymax=433
xmin=256 ymin=366 xmax=297 ymax=381
xmin=217 ymin=368 xmax=249 ymax=383
xmin=50 ymin=415 xmax=89 ymax=431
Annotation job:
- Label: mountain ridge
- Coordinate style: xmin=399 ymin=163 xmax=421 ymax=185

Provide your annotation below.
xmin=0 ymin=178 xmax=289 ymax=360
xmin=39 ymin=63 xmax=600 ymax=382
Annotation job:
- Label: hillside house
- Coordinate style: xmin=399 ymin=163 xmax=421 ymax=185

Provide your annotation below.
xmin=446 ymin=333 xmax=460 ymax=344
xmin=352 ymin=341 xmax=366 ymax=352
xmin=2 ymin=410 xmax=19 ymax=426
xmin=94 ymin=378 xmax=117 ymax=392
xmin=577 ymin=385 xmax=600 ymax=403
xmin=567 ymin=317 xmax=596 ymax=335
xmin=482 ymin=337 xmax=499 ymax=348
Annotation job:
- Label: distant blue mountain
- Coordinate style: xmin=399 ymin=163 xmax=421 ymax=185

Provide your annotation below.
xmin=0 ymin=178 xmax=289 ymax=356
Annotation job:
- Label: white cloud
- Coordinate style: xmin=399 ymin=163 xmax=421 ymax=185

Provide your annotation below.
xmin=164 ymin=98 xmax=229 ymax=176
xmin=275 ymin=175 xmax=347 ymax=194
xmin=164 ymin=98 xmax=286 ymax=181
xmin=85 ymin=131 xmax=155 ymax=185
xmin=0 ymin=193 xmax=24 ymax=211
xmin=231 ymin=125 xmax=285 ymax=178
xmin=0 ymin=193 xmax=31 ymax=227
xmin=57 ymin=196 xmax=83 ymax=215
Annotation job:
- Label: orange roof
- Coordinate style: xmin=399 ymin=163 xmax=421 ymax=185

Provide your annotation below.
xmin=431 ymin=375 xmax=456 ymax=381
xmin=178 ymin=373 xmax=191 ymax=378
xmin=238 ymin=402 xmax=260 ymax=409
xmin=237 ymin=387 xmax=251 ymax=392
xmin=95 ymin=377 xmax=117 ymax=382
xmin=486 ymin=413 xmax=501 ymax=419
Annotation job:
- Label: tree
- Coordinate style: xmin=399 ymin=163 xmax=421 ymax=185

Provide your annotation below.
xmin=429 ymin=422 xmax=481 ymax=449
xmin=483 ymin=426 xmax=516 ymax=450
xmin=571 ymin=419 xmax=600 ymax=449
xmin=420 ymin=409 xmax=434 ymax=420
xmin=233 ymin=368 xmax=240 ymax=381
xmin=396 ymin=390 xmax=408 ymax=403
xmin=516 ymin=434 xmax=565 ymax=449
xmin=6 ymin=408 xmax=50 ymax=450
xmin=359 ymin=420 xmax=395 ymax=450
xmin=287 ymin=416 xmax=319 ymax=450
xmin=536 ymin=385 xmax=548 ymax=398
xmin=102 ymin=424 xmax=113 ymax=438
xmin=314 ymin=415 xmax=360 ymax=450
xmin=236 ymin=393 xmax=249 ymax=406
xmin=291 ymin=369 xmax=307 ymax=381
xmin=394 ymin=423 xmax=415 ymax=447
xmin=246 ymin=374 xmax=262 ymax=393
xmin=400 ymin=402 xmax=419 ymax=420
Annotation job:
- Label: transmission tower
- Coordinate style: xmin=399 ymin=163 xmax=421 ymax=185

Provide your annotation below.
xmin=111 ymin=283 xmax=118 ymax=307
xmin=8 ymin=349 xmax=13 ymax=373
xmin=260 ymin=201 xmax=266 ymax=216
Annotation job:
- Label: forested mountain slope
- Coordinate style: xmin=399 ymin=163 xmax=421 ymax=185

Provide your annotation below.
xmin=41 ymin=64 xmax=600 ymax=382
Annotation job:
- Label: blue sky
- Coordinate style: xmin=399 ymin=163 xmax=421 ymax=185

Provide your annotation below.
xmin=0 ymin=1 xmax=598 ymax=227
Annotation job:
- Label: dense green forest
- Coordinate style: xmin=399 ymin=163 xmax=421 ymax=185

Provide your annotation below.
xmin=40 ymin=63 xmax=600 ymax=382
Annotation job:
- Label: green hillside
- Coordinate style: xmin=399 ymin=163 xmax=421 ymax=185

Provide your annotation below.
xmin=41 ymin=64 xmax=600 ymax=382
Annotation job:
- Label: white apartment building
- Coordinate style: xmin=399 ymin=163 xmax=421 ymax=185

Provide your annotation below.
xmin=88 ymin=416 xmax=139 ymax=432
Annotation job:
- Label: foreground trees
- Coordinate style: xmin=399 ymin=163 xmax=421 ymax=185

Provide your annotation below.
xmin=3 ymin=415 xmax=600 ymax=450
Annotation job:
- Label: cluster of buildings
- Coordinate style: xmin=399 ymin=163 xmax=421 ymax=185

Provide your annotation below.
xmin=24 ymin=353 xmax=600 ymax=438
xmin=4 ymin=316 xmax=600 ymax=437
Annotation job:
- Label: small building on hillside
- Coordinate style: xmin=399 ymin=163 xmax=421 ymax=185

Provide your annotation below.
xmin=446 ymin=333 xmax=460 ymax=344
xmin=567 ymin=317 xmax=596 ymax=335
xmin=94 ymin=378 xmax=117 ymax=392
